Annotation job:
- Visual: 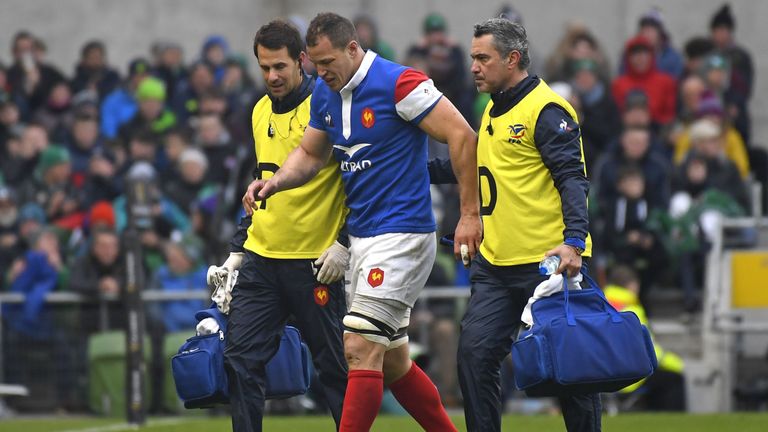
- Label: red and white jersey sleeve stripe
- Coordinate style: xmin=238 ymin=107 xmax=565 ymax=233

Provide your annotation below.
xmin=394 ymin=69 xmax=443 ymax=122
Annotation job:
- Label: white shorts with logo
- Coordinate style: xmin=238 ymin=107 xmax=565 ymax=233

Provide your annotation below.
xmin=346 ymin=232 xmax=436 ymax=333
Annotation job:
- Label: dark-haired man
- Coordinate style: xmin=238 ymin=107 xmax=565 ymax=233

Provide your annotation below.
xmin=217 ymin=20 xmax=349 ymax=432
xmin=247 ymin=12 xmax=481 ymax=432
xmin=462 ymin=18 xmax=599 ymax=432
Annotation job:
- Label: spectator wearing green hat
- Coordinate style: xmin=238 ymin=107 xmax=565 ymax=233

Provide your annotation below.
xmin=118 ymin=76 xmax=176 ymax=148
xmin=17 ymin=145 xmax=81 ymax=222
xmin=407 ymin=13 xmax=474 ymax=123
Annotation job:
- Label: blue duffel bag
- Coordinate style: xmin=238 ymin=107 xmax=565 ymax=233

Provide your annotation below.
xmin=171 ymin=307 xmax=311 ymax=408
xmin=511 ymin=273 xmax=657 ymax=397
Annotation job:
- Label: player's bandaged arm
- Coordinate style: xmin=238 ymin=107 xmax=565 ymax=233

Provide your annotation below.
xmin=535 ymin=104 xmax=590 ymax=247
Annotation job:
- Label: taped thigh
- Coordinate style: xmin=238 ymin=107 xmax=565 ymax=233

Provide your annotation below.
xmin=385 ymin=310 xmax=411 ymax=351
xmin=342 ymin=311 xmax=396 ymax=347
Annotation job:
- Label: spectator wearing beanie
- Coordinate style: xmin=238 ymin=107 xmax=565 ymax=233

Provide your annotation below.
xmin=673 ymin=92 xmax=749 ymax=178
xmin=674 ymin=118 xmax=749 ymax=212
xmin=710 ymin=4 xmax=753 ymax=101
xmin=163 ymin=147 xmax=212 ymax=215
xmin=88 ymin=200 xmax=116 ymax=230
xmin=17 ymin=145 xmax=81 ymax=222
xmin=709 ymin=4 xmax=753 ymax=144
xmin=406 ymin=13 xmax=474 ymax=121
xmin=118 ymin=76 xmax=176 ymax=146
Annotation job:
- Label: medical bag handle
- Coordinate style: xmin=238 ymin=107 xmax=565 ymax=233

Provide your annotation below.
xmin=562 ymin=270 xmax=623 ymax=326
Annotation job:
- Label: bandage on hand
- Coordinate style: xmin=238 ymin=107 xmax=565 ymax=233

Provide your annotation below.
xmin=460 ymin=244 xmax=470 ymax=266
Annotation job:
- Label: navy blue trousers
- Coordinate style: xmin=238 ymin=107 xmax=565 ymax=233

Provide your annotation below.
xmin=224 ymin=250 xmax=347 ymax=432
xmin=458 ymin=253 xmax=601 ymax=432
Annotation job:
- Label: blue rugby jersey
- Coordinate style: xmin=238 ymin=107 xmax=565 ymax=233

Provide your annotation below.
xmin=309 ymin=51 xmax=443 ymax=237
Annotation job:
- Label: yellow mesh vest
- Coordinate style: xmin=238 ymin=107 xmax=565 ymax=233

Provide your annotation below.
xmin=477 ymin=79 xmax=592 ymax=266
xmin=243 ymin=94 xmax=348 ymax=258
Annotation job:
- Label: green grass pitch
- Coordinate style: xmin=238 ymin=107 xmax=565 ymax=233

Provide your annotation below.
xmin=2 ymin=414 xmax=768 ymax=432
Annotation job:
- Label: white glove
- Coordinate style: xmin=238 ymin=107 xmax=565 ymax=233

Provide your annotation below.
xmin=196 ymin=317 xmax=221 ymax=335
xmin=313 ymin=241 xmax=349 ymax=284
xmin=208 ymin=252 xmax=243 ymax=314
xmin=207 ymin=252 xmax=244 ymax=286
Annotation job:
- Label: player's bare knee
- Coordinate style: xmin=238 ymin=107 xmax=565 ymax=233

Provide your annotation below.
xmin=382 ymin=344 xmax=411 ymax=384
xmin=344 ymin=332 xmax=384 ymax=370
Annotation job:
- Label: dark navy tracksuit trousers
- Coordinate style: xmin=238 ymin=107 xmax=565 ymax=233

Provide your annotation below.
xmin=458 ymin=253 xmax=601 ymax=432
xmin=224 ymin=250 xmax=347 ymax=432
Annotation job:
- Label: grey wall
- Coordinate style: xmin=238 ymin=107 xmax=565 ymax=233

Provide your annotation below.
xmin=1 ymin=0 xmax=766 ymax=146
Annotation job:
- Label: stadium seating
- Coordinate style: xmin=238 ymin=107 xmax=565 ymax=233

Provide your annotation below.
xmin=87 ymin=331 xmax=151 ymax=417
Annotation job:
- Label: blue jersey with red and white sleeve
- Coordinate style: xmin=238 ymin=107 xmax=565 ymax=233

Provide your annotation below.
xmin=309 ymin=51 xmax=443 ymax=237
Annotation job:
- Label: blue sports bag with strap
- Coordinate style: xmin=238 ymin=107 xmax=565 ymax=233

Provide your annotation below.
xmin=511 ymin=272 xmax=657 ymax=397
xmin=171 ymin=306 xmax=311 ymax=408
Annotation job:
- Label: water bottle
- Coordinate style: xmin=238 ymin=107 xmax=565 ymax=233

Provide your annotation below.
xmin=538 ymin=255 xmax=561 ymax=276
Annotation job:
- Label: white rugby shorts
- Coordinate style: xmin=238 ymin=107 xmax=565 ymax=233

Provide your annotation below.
xmin=346 ymin=232 xmax=436 ymax=331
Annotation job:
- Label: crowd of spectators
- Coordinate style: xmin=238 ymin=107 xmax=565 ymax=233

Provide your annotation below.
xmin=0 ymin=2 xmax=760 ymax=413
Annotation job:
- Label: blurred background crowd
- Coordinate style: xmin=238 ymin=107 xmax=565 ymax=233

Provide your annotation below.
xmin=0 ymin=1 xmax=763 ymax=416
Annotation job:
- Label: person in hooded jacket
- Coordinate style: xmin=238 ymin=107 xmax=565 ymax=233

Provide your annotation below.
xmin=612 ymin=36 xmax=677 ymax=126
